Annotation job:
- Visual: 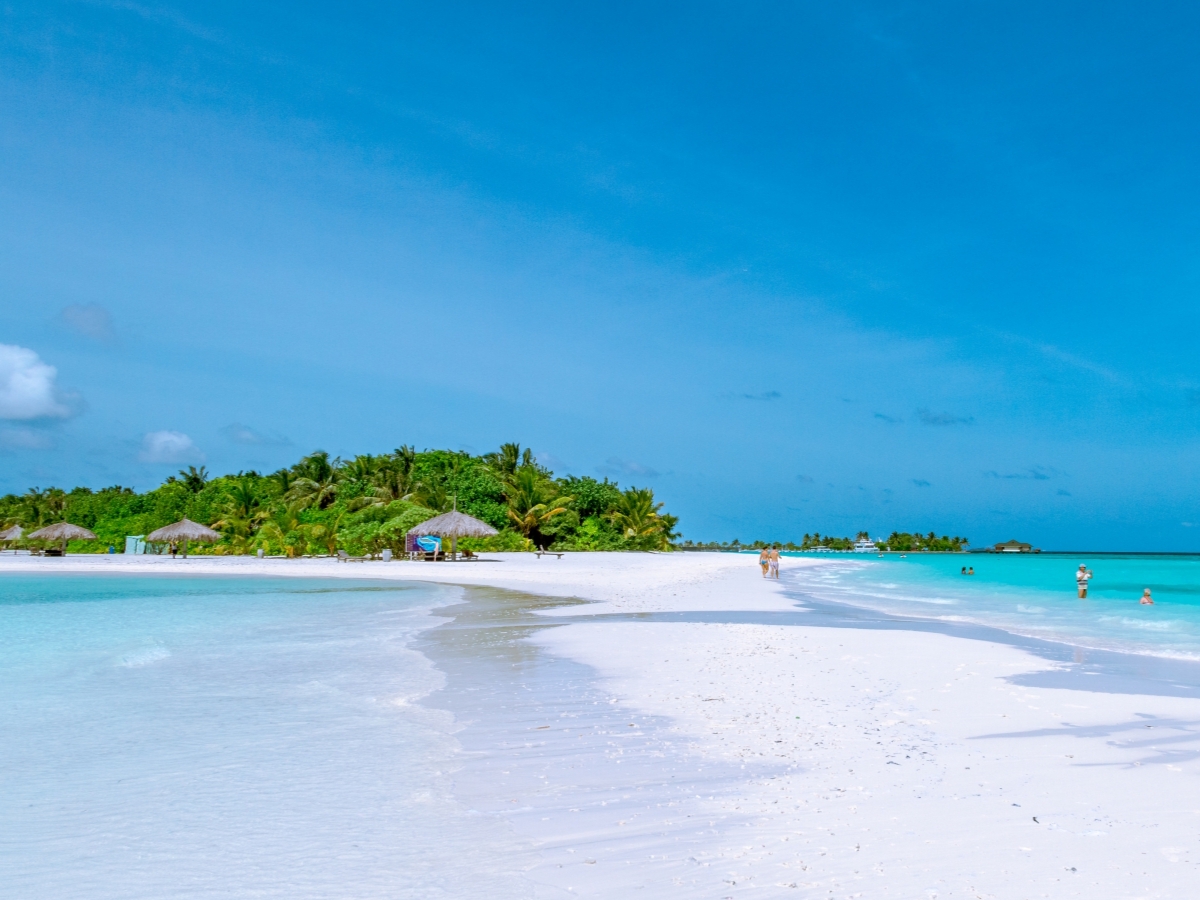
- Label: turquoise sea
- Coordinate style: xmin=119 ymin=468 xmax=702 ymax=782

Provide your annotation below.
xmin=783 ymin=552 xmax=1200 ymax=660
xmin=0 ymin=575 xmax=540 ymax=900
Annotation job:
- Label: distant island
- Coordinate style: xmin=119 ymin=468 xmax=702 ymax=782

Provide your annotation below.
xmin=0 ymin=444 xmax=678 ymax=555
xmin=681 ymin=531 xmax=970 ymax=552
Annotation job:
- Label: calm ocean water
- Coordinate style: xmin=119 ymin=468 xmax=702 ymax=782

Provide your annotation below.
xmin=0 ymin=575 xmax=540 ymax=900
xmin=783 ymin=552 xmax=1200 ymax=660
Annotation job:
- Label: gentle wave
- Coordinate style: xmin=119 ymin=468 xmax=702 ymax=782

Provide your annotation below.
xmin=117 ymin=647 xmax=171 ymax=667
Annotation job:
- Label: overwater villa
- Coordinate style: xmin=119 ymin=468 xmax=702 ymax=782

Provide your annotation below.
xmin=993 ymin=539 xmax=1035 ymax=553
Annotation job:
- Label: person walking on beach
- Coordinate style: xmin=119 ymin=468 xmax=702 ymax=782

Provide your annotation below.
xmin=1076 ymin=564 xmax=1093 ymax=598
xmin=768 ymin=545 xmax=781 ymax=579
xmin=759 ymin=547 xmax=770 ymax=578
xmin=1141 ymin=589 xmax=1155 ymax=605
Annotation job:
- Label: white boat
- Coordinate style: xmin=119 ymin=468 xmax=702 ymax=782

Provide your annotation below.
xmin=853 ymin=538 xmax=877 ymax=553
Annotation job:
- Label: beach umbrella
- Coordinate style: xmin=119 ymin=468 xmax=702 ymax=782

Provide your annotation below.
xmin=0 ymin=524 xmax=23 ymax=543
xmin=407 ymin=507 xmax=497 ymax=560
xmin=146 ymin=518 xmax=222 ymax=558
xmin=26 ymin=522 xmax=97 ymax=555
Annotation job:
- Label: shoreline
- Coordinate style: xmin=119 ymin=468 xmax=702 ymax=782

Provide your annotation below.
xmin=6 ymin=553 xmax=1200 ymax=894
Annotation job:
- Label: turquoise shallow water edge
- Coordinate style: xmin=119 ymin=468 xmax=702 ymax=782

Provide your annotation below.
xmin=0 ymin=574 xmax=542 ymax=900
xmin=779 ymin=552 xmax=1200 ymax=660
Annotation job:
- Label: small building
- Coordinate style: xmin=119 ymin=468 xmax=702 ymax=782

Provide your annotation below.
xmin=994 ymin=539 xmax=1033 ymax=553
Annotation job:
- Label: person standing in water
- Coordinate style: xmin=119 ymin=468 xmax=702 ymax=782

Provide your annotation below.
xmin=768 ymin=545 xmax=781 ymax=579
xmin=1141 ymin=589 xmax=1155 ymax=605
xmin=1076 ymin=564 xmax=1093 ymax=598
xmin=759 ymin=547 xmax=770 ymax=578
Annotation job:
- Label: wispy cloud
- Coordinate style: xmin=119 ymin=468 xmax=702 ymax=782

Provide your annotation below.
xmin=741 ymin=390 xmax=781 ymax=401
xmin=911 ymin=478 xmax=931 ymax=487
xmin=992 ymin=330 xmax=1131 ymax=387
xmin=796 ymin=474 xmax=815 ymax=483
xmin=597 ymin=456 xmax=659 ymax=478
xmin=917 ymin=408 xmax=974 ymax=426
xmin=874 ymin=412 xmax=902 ymax=423
xmin=1057 ymin=489 xmax=1072 ymax=496
xmin=139 ymin=430 xmax=204 ymax=464
xmin=59 ymin=304 xmax=116 ymax=343
xmin=0 ymin=426 xmax=55 ymax=450
xmin=536 ymin=450 xmax=571 ymax=474
xmin=985 ymin=466 xmax=1057 ymax=481
xmin=220 ymin=423 xmax=290 ymax=446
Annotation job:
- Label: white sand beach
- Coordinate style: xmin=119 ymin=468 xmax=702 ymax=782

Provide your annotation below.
xmin=5 ymin=551 xmax=1199 ymax=897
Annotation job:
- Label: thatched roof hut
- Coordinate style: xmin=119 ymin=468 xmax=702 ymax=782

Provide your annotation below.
xmin=147 ymin=518 xmax=221 ymax=558
xmin=26 ymin=522 xmax=97 ymax=554
xmin=0 ymin=524 xmax=23 ymax=542
xmin=407 ymin=509 xmax=497 ymax=560
xmin=407 ymin=510 xmax=499 ymax=538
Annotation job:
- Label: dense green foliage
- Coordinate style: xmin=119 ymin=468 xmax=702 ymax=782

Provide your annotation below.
xmin=0 ymin=444 xmax=679 ymax=555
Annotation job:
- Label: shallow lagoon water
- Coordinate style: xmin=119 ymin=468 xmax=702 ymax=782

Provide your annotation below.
xmin=0 ymin=573 xmax=761 ymax=899
xmin=0 ymin=574 xmax=544 ymax=899
xmin=783 ymin=552 xmax=1200 ymax=660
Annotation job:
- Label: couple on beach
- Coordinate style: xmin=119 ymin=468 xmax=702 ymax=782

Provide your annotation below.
xmin=759 ymin=546 xmax=781 ymax=579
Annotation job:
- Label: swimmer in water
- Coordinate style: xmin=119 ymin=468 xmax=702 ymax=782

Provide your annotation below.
xmin=1076 ymin=564 xmax=1093 ymax=599
xmin=1141 ymin=589 xmax=1155 ymax=605
xmin=967 ymin=566 xmax=975 ymax=576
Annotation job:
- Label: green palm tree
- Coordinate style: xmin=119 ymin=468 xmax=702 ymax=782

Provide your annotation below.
xmin=269 ymin=468 xmax=293 ymax=495
xmin=257 ymin=503 xmax=306 ymax=557
xmin=212 ymin=477 xmax=265 ymax=553
xmin=606 ymin=488 xmax=676 ymax=549
xmin=485 ymin=442 xmax=533 ymax=479
xmin=350 ymin=451 xmax=418 ymax=511
xmin=178 ymin=466 xmax=209 ymax=493
xmin=413 ymin=478 xmax=451 ymax=513
xmin=505 ymin=467 xmax=571 ymax=545
xmin=342 ymin=454 xmax=381 ymax=484
xmin=286 ymin=451 xmax=342 ymax=510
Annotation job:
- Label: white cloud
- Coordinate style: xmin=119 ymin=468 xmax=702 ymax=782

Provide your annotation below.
xmin=139 ymin=430 xmax=205 ymax=464
xmin=0 ymin=344 xmax=71 ymax=420
xmin=220 ymin=423 xmax=290 ymax=446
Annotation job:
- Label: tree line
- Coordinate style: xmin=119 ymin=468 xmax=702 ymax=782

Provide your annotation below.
xmin=679 ymin=531 xmax=969 ymax=552
xmin=0 ymin=443 xmax=679 ymax=555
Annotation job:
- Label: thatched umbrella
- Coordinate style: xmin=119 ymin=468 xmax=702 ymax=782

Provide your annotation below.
xmin=27 ymin=522 xmax=97 ymax=555
xmin=0 ymin=524 xmax=23 ymax=543
xmin=146 ymin=518 xmax=221 ymax=558
xmin=407 ymin=508 xmax=497 ymax=560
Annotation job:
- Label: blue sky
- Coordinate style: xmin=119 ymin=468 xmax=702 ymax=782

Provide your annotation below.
xmin=2 ymin=1 xmax=1199 ymax=549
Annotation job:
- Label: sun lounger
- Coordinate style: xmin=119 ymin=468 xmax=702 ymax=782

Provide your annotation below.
xmin=336 ymin=550 xmax=369 ymax=562
xmin=535 ymin=549 xmax=564 ymax=559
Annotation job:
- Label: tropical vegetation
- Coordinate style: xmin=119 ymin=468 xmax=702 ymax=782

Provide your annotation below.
xmin=0 ymin=444 xmax=679 ymax=555
xmin=678 ymin=530 xmax=969 ymax=552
